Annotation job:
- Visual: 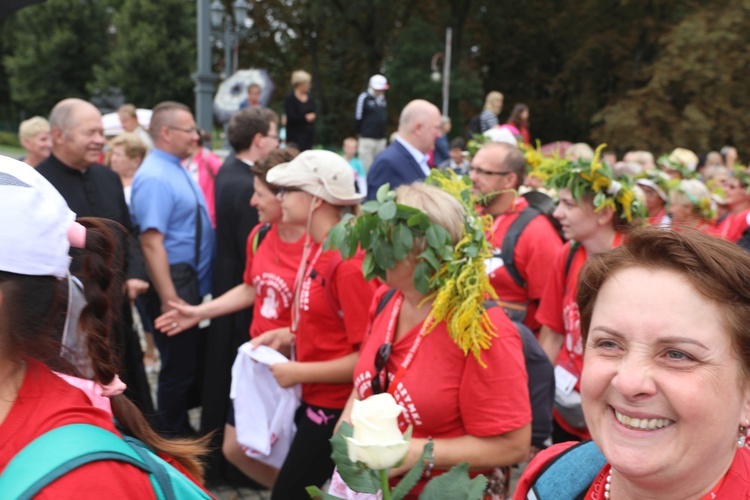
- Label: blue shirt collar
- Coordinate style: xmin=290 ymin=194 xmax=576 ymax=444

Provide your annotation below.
xmin=149 ymin=147 xmax=183 ymax=166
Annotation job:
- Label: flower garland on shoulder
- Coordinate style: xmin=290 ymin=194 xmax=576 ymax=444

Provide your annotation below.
xmin=536 ymin=144 xmax=646 ymax=223
xmin=325 ymin=169 xmax=498 ymax=366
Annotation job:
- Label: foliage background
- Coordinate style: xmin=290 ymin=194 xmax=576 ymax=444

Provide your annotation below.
xmin=1 ymin=0 xmax=748 ymax=155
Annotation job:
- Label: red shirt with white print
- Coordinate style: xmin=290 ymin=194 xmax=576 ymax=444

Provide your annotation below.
xmin=295 ymin=245 xmax=377 ymax=409
xmin=242 ymin=223 xmax=305 ymax=338
xmin=535 ymin=235 xmax=623 ymax=439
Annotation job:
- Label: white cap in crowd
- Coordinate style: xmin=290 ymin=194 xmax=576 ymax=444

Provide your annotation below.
xmin=267 ymin=150 xmax=364 ymax=206
xmin=369 ymin=75 xmax=389 ymax=91
xmin=0 ymin=155 xmax=75 ymax=278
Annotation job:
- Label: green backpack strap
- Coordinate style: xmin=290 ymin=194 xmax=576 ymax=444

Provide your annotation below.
xmin=0 ymin=424 xmax=153 ymax=500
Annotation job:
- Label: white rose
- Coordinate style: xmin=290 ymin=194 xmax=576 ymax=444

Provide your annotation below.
xmin=345 ymin=393 xmax=410 ymax=470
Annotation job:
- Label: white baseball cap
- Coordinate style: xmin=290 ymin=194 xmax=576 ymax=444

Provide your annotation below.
xmin=267 ymin=150 xmax=363 ymax=206
xmin=0 ymin=155 xmax=75 ymax=278
xmin=369 ymin=74 xmax=389 ymax=91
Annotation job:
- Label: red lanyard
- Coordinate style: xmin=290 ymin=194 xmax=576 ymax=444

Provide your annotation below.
xmin=291 ymin=242 xmax=322 ymax=334
xmin=379 ymin=293 xmax=433 ymax=396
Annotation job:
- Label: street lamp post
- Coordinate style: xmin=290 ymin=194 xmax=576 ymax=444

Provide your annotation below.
xmin=193 ymin=0 xmax=218 ymax=134
xmin=430 ymin=28 xmax=453 ymax=117
xmin=211 ymin=0 xmax=253 ymax=80
xmin=192 ymin=0 xmax=252 ymax=137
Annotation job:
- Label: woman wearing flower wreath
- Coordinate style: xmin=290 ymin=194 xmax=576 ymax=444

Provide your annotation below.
xmin=718 ymin=169 xmax=750 ymax=250
xmin=329 ymin=178 xmax=532 ymax=499
xmin=668 ymin=179 xmax=718 ymax=235
xmin=155 ymin=147 xmax=303 ymax=489
xmin=515 ymin=228 xmax=750 ymax=499
xmin=250 ymin=150 xmax=378 ymax=499
xmin=535 ymin=146 xmax=645 ymax=443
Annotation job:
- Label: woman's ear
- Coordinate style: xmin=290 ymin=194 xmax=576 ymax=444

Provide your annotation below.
xmin=596 ymin=205 xmax=615 ymax=227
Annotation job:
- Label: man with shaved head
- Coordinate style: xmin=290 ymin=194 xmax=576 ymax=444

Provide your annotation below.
xmin=365 ymin=99 xmax=442 ymax=200
xmin=36 ymin=98 xmax=154 ymax=415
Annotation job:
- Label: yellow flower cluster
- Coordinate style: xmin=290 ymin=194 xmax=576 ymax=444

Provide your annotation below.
xmin=423 ymin=170 xmax=500 ymax=367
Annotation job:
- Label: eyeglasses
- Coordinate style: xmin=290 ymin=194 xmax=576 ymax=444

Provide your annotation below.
xmin=168 ymin=125 xmax=198 ymax=134
xmin=370 ymin=343 xmax=392 ymax=395
xmin=278 ymin=186 xmax=304 ymax=197
xmin=265 ymin=133 xmax=280 ymax=140
xmin=468 ymin=166 xmax=513 ymax=176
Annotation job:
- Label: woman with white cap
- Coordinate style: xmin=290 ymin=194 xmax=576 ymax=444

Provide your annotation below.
xmin=0 ymin=157 xmax=208 ymax=496
xmin=635 ymin=172 xmax=671 ymax=227
xmin=252 ymin=149 xmax=378 ymax=499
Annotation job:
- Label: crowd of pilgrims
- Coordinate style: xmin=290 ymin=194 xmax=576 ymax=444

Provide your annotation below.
xmin=4 ymin=95 xmax=750 ymax=500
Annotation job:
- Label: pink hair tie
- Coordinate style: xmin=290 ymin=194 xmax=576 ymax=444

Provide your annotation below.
xmin=100 ymin=374 xmax=127 ymax=398
xmin=68 ymin=222 xmax=87 ymax=249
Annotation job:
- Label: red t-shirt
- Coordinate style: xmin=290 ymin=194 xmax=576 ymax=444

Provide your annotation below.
xmin=296 ymin=244 xmax=378 ymax=409
xmin=242 ymin=223 xmax=305 ymax=338
xmin=514 ymin=442 xmax=750 ymax=499
xmin=484 ymin=197 xmax=563 ymax=332
xmin=354 ymin=287 xmax=531 ymax=438
xmin=535 ymin=236 xmax=622 ymax=439
xmin=0 ymin=359 xmax=156 ymax=498
xmin=719 ymin=208 xmax=750 ymax=243
xmin=648 ymin=208 xmax=669 ymax=227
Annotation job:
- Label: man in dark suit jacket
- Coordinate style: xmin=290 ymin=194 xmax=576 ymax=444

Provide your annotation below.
xmin=203 ymin=106 xmax=279 ymax=482
xmin=366 ymin=99 xmax=443 ymax=200
xmin=37 ymin=98 xmax=153 ymax=416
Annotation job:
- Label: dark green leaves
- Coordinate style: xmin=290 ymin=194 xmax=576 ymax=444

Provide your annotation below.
xmin=378 ymin=201 xmax=398 ymax=221
xmin=417 ymin=463 xmax=488 ymax=500
xmin=413 ymin=261 xmax=432 ymax=295
xmin=392 ymin=224 xmax=413 ymax=261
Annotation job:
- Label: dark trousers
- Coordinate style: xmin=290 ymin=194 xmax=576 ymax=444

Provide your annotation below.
xmin=146 ymin=263 xmax=202 ymax=437
xmin=270 ymin=403 xmax=342 ymax=500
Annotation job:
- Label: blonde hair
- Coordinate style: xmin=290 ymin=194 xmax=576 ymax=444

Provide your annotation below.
xmin=109 ymin=132 xmax=147 ymax=161
xmin=19 ymin=116 xmax=50 ymax=141
xmin=484 ymin=91 xmax=504 ymax=113
xmin=395 ymin=183 xmax=465 ymax=254
xmin=291 ymin=70 xmax=311 ymax=87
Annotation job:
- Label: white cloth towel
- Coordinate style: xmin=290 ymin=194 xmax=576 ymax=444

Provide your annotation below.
xmin=230 ymin=343 xmax=300 ymax=468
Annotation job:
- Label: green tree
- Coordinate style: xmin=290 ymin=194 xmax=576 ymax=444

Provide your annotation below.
xmin=91 ymin=0 xmax=197 ymax=108
xmin=592 ymin=0 xmax=750 ymax=153
xmin=2 ymin=0 xmax=114 ymax=117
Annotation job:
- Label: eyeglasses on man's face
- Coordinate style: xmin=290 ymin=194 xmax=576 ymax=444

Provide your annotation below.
xmin=468 ymin=165 xmax=513 ymax=176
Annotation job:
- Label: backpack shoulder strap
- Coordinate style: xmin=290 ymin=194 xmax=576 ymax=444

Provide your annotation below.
xmin=251 ymin=223 xmax=272 ymax=254
xmin=0 ymin=424 xmax=152 ymax=500
xmin=527 ymin=440 xmax=606 ymax=500
xmin=501 ymin=207 xmax=541 ymax=288
xmin=564 ymin=242 xmax=581 ymax=279
xmin=375 ymin=288 xmax=397 ymax=317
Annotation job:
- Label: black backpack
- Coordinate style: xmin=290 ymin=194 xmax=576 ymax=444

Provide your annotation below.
xmin=374 ymin=289 xmax=554 ymax=449
xmin=500 ymin=191 xmax=565 ymax=289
